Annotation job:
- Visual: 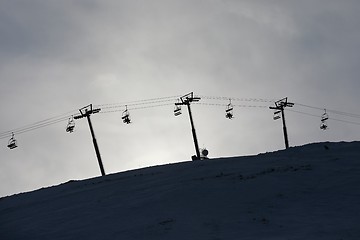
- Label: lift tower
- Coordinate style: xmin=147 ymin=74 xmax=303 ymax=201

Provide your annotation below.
xmin=74 ymin=104 xmax=106 ymax=176
xmin=175 ymin=92 xmax=201 ymax=160
xmin=269 ymin=97 xmax=294 ymax=149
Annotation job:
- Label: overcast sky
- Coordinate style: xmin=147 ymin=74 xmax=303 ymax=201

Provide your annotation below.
xmin=1 ymin=0 xmax=360 ymax=197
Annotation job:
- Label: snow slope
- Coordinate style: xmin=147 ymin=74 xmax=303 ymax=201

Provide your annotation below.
xmin=1 ymin=141 xmax=360 ymax=240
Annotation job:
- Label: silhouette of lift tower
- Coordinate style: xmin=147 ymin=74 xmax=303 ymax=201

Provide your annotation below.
xmin=269 ymin=97 xmax=294 ymax=149
xmin=74 ymin=104 xmax=106 ymax=176
xmin=175 ymin=92 xmax=201 ymax=160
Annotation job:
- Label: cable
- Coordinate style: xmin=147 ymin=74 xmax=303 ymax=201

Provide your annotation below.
xmin=0 ymin=116 xmax=71 ymax=140
xmin=288 ymin=109 xmax=360 ymax=126
xmin=99 ymin=103 xmax=174 ymax=113
xmin=193 ymin=102 xmax=269 ymax=108
xmin=2 ymin=95 xmax=360 ymax=143
xmin=331 ymin=118 xmax=360 ymax=126
xmin=0 ymin=96 xmax=180 ymax=140
xmin=0 ymin=109 xmax=78 ymax=139
xmin=287 ymin=109 xmax=320 ymax=118
xmin=0 ymin=96 xmax=180 ymax=141
xmin=198 ymin=95 xmax=275 ymax=103
xmin=95 ymin=95 xmax=181 ymax=107
xmin=97 ymin=99 xmax=176 ymax=110
xmin=294 ymin=102 xmax=360 ymax=119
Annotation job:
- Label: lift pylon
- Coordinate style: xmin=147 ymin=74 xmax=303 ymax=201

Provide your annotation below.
xmin=175 ymin=92 xmax=201 ymax=160
xmin=74 ymin=104 xmax=105 ymax=176
xmin=269 ymin=97 xmax=294 ymax=149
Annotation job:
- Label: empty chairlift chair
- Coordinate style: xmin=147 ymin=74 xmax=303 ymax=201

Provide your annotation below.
xmin=273 ymin=110 xmax=281 ymax=120
xmin=7 ymin=132 xmax=18 ymax=149
xmin=174 ymin=105 xmax=182 ymax=116
xmin=174 ymin=99 xmax=182 ymax=116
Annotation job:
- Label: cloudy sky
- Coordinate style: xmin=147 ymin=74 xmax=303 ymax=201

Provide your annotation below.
xmin=1 ymin=0 xmax=360 ymax=197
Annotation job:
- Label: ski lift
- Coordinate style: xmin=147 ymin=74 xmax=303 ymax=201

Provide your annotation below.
xmin=122 ymin=105 xmax=131 ymax=124
xmin=7 ymin=132 xmax=17 ymax=149
xmin=66 ymin=116 xmax=75 ymax=133
xmin=174 ymin=99 xmax=182 ymax=116
xmin=320 ymin=109 xmax=329 ymax=130
xmin=225 ymin=99 xmax=234 ymax=119
xmin=273 ymin=110 xmax=281 ymax=120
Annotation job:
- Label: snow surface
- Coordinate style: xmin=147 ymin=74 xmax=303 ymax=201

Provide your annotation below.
xmin=1 ymin=141 xmax=360 ymax=240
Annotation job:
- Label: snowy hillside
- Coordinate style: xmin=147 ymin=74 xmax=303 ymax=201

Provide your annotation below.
xmin=1 ymin=141 xmax=360 ymax=240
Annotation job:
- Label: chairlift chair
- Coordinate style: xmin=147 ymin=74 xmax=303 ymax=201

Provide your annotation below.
xmin=122 ymin=106 xmax=131 ymax=124
xmin=174 ymin=99 xmax=182 ymax=116
xmin=174 ymin=105 xmax=182 ymax=116
xmin=320 ymin=109 xmax=329 ymax=130
xmin=225 ymin=100 xmax=234 ymax=119
xmin=273 ymin=110 xmax=281 ymax=120
xmin=7 ymin=132 xmax=17 ymax=149
xmin=66 ymin=116 xmax=75 ymax=133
